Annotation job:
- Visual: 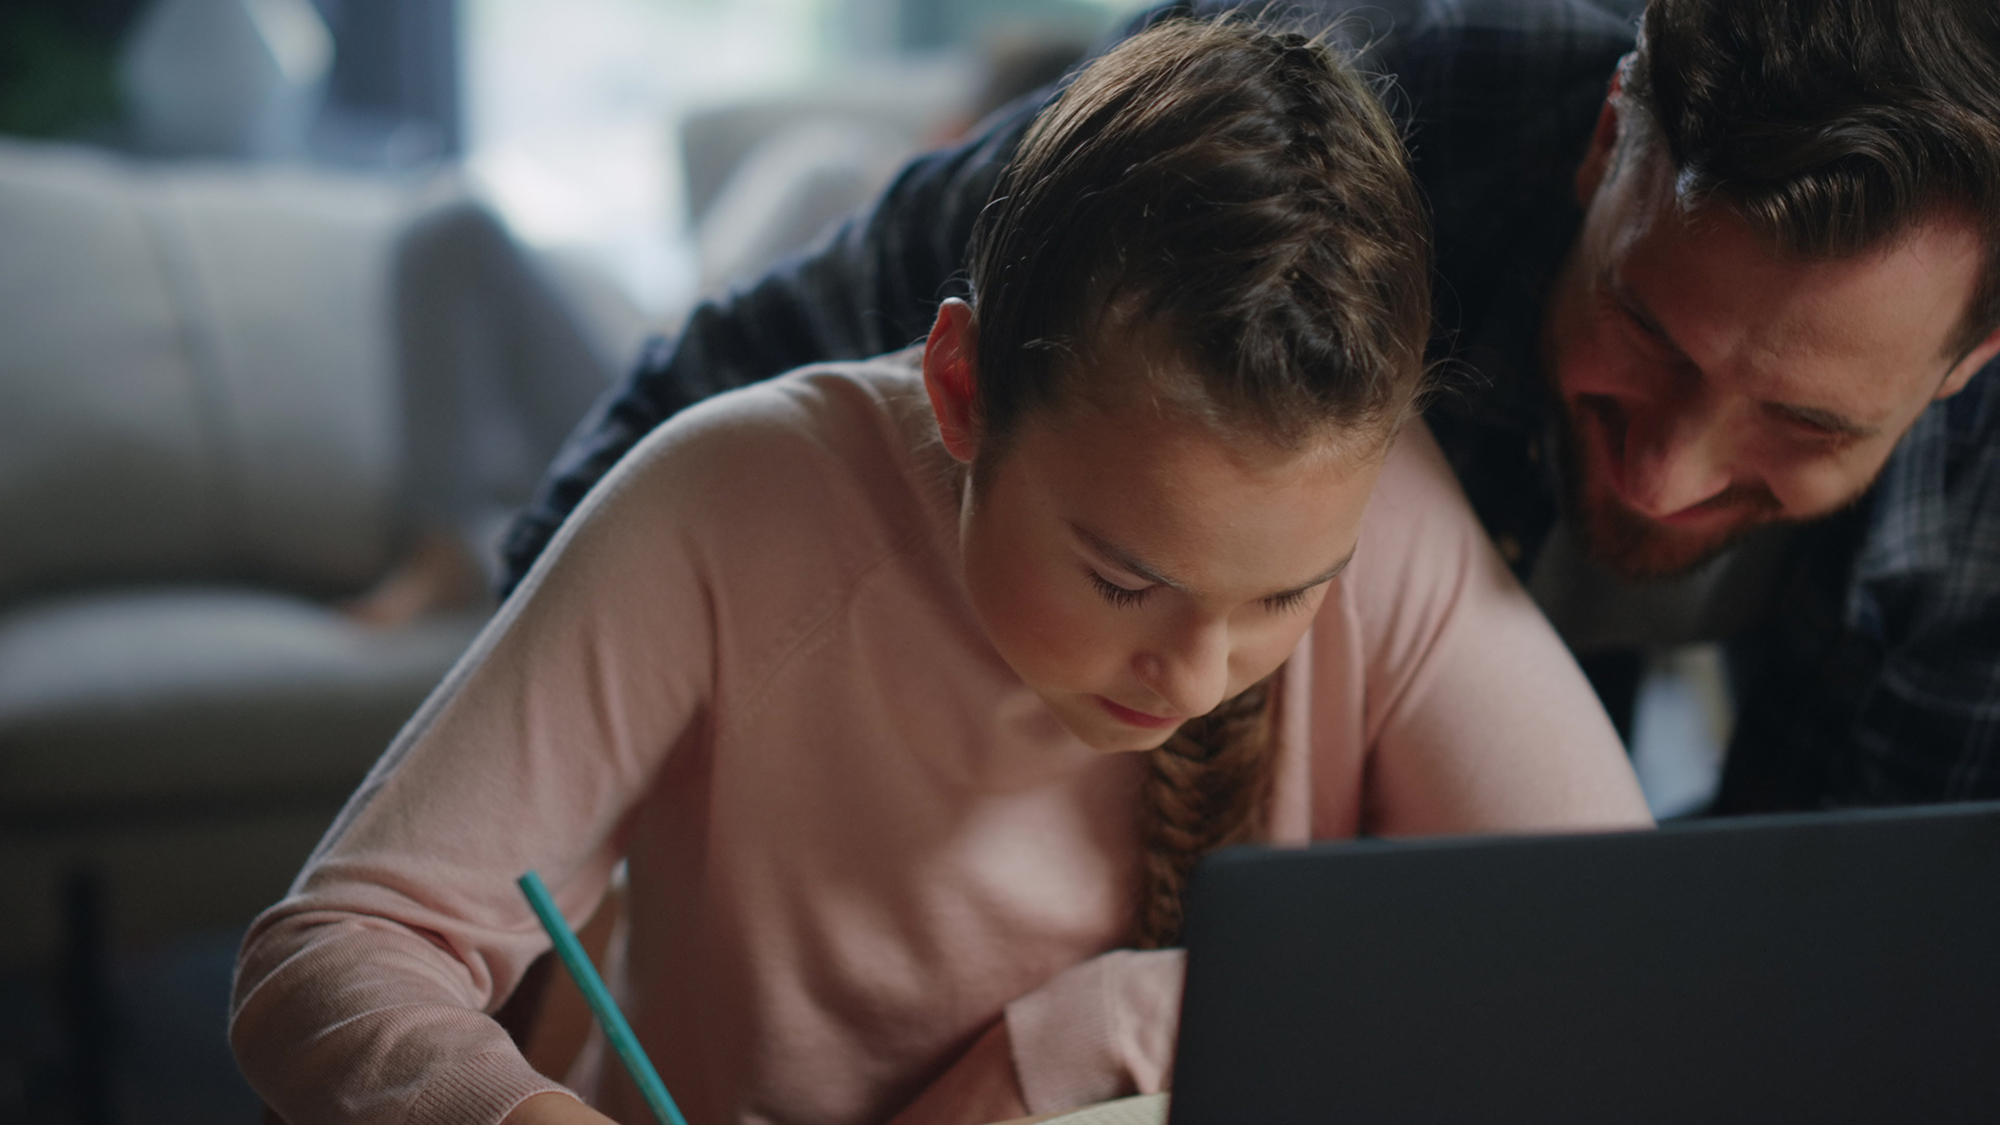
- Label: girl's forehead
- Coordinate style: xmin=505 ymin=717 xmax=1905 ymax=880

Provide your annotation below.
xmin=1030 ymin=380 xmax=1378 ymax=481
xmin=1032 ymin=324 xmax=1387 ymax=468
xmin=998 ymin=391 xmax=1384 ymax=589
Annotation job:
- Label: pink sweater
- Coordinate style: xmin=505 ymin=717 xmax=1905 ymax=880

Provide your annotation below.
xmin=231 ymin=352 xmax=1649 ymax=1125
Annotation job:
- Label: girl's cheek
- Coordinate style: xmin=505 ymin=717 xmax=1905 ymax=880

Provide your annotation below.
xmin=968 ymin=560 xmax=1097 ymax=685
xmin=1023 ymin=599 xmax=1122 ymax=686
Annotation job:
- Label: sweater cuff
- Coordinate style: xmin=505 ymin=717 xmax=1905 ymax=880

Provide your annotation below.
xmin=1005 ymin=949 xmax=1186 ymax=1116
xmin=406 ymin=1047 xmax=574 ymax=1125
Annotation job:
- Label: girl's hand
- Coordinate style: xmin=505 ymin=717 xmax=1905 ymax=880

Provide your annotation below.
xmin=500 ymin=1024 xmax=1024 ymax=1125
xmin=502 ymin=1092 xmax=620 ymax=1125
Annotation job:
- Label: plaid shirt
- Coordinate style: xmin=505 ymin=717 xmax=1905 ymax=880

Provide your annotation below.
xmin=505 ymin=0 xmax=2000 ymax=814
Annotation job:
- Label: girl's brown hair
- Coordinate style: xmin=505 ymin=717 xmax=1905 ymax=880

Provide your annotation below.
xmin=962 ymin=15 xmax=1433 ymax=947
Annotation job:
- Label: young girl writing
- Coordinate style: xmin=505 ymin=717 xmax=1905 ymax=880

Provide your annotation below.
xmin=232 ymin=18 xmax=1650 ymax=1125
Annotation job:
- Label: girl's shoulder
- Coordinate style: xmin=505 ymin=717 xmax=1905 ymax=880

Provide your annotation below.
xmin=627 ymin=347 xmax=929 ymax=473
xmin=1338 ymin=417 xmax=1515 ymax=634
xmin=1361 ymin=419 xmax=1475 ymax=539
xmin=587 ymin=346 xmax=951 ymax=569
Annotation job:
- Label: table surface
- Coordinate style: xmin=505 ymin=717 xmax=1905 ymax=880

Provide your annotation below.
xmin=990 ymin=1093 xmax=1169 ymax=1125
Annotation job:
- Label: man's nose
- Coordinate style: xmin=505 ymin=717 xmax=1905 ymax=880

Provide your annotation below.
xmin=1618 ymin=396 xmax=1736 ymax=518
xmin=1132 ymin=621 xmax=1232 ymax=718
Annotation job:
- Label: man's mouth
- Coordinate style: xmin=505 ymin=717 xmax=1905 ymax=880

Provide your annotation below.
xmin=1562 ymin=394 xmax=1782 ymax=579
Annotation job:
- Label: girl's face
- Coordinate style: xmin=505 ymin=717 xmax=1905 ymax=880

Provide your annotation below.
xmin=924 ymin=302 xmax=1386 ymax=754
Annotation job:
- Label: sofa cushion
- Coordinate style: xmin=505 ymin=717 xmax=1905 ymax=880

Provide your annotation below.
xmin=158 ymin=165 xmax=413 ymax=592
xmin=0 ymin=142 xmax=225 ymax=600
xmin=0 ymin=589 xmax=484 ymax=818
xmin=0 ymin=139 xmax=416 ymax=603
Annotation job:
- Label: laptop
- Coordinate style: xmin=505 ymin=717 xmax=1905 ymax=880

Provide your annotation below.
xmin=1170 ymin=801 xmax=2000 ymax=1124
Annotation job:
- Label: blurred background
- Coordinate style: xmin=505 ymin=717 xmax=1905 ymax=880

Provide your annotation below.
xmin=0 ymin=1 xmax=1713 ymax=1122
xmin=0 ymin=1 xmax=1144 ymax=1121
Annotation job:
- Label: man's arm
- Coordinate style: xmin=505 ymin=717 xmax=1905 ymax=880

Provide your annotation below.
xmin=1718 ymin=373 xmax=2000 ymax=812
xmin=497 ymin=101 xmax=1037 ymax=595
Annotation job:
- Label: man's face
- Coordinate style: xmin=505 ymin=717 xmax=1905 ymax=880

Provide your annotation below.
xmin=1541 ymin=94 xmax=2000 ymax=579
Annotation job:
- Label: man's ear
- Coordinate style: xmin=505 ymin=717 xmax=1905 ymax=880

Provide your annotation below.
xmin=1939 ymin=324 xmax=2000 ymax=399
xmin=923 ymin=298 xmax=981 ymax=463
xmin=1575 ymin=57 xmax=1631 ymax=206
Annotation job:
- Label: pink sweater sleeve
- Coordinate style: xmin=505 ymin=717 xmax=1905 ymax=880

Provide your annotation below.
xmin=1005 ymin=950 xmax=1185 ymax=1114
xmin=232 ymin=406 xmax=738 ymax=1125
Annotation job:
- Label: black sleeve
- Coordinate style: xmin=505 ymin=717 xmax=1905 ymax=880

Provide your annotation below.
xmin=496 ymin=98 xmax=1039 ymax=596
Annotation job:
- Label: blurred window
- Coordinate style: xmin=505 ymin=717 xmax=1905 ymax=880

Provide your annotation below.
xmin=462 ymin=0 xmax=1148 ymax=318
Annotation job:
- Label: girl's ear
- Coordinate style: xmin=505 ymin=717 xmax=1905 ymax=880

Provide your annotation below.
xmin=923 ymin=298 xmax=981 ymax=463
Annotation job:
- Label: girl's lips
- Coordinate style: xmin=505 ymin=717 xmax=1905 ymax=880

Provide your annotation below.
xmin=1097 ymin=696 xmax=1182 ymax=730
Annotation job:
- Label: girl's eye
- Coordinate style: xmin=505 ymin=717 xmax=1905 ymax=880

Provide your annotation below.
xmin=1088 ymin=570 xmax=1151 ymax=608
xmin=1262 ymin=587 xmax=1316 ymax=614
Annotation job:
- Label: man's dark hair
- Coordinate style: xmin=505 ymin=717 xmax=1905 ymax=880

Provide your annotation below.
xmin=1628 ymin=0 xmax=2000 ymax=357
xmin=965 ymin=14 xmax=1433 ymax=460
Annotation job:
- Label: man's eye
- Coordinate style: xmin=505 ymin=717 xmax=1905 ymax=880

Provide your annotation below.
xmin=1771 ymin=406 xmax=1857 ymax=445
xmin=1088 ymin=571 xmax=1151 ymax=608
xmin=1617 ymin=303 xmax=1668 ymax=344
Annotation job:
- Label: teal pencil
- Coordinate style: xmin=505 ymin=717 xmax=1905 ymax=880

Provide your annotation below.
xmin=518 ymin=871 xmax=690 ymax=1125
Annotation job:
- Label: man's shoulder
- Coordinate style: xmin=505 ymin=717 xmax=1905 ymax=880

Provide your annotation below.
xmin=1369 ymin=0 xmax=1633 ymax=173
xmin=1946 ymin=358 xmax=2000 ymax=463
xmin=1866 ymin=361 xmax=2000 ymax=592
xmin=1345 ymin=0 xmax=1636 ymax=410
xmin=1339 ymin=0 xmax=1637 ymax=100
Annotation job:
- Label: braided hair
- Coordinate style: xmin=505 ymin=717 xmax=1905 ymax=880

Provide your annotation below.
xmin=1135 ymin=672 xmax=1282 ymax=948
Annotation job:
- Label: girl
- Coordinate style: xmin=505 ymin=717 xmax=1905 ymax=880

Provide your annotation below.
xmin=232 ymin=18 xmax=1649 ymax=1125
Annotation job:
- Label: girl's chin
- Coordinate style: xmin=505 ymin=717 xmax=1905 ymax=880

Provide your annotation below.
xmin=1081 ymin=732 xmax=1175 ymax=755
xmin=1075 ymin=713 xmax=1180 ymax=755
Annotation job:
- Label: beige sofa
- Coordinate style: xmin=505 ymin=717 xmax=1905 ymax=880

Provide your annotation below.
xmin=0 ymin=138 xmax=613 ymax=962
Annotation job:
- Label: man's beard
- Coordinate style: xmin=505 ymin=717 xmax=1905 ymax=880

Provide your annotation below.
xmin=1553 ymin=399 xmax=1792 ymax=581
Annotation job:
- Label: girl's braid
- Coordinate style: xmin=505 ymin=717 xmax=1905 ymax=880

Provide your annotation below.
xmin=1133 ymin=669 xmax=1283 ymax=949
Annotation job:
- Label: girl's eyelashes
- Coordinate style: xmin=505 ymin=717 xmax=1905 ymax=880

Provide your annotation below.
xmin=1088 ymin=568 xmax=1322 ymax=613
xmin=1088 ymin=570 xmax=1152 ymax=608
xmin=1262 ymin=586 xmax=1317 ymax=614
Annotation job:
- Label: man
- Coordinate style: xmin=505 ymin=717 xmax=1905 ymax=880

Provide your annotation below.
xmin=502 ymin=0 xmax=2000 ymax=814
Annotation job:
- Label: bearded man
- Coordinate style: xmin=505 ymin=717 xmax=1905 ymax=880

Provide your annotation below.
xmin=503 ymin=0 xmax=2000 ymax=814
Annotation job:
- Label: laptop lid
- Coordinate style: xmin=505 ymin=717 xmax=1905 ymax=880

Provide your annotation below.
xmin=1170 ymin=801 xmax=2000 ymax=1125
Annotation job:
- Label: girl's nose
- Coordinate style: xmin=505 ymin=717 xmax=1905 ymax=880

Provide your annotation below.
xmin=1132 ymin=626 xmax=1231 ymax=719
